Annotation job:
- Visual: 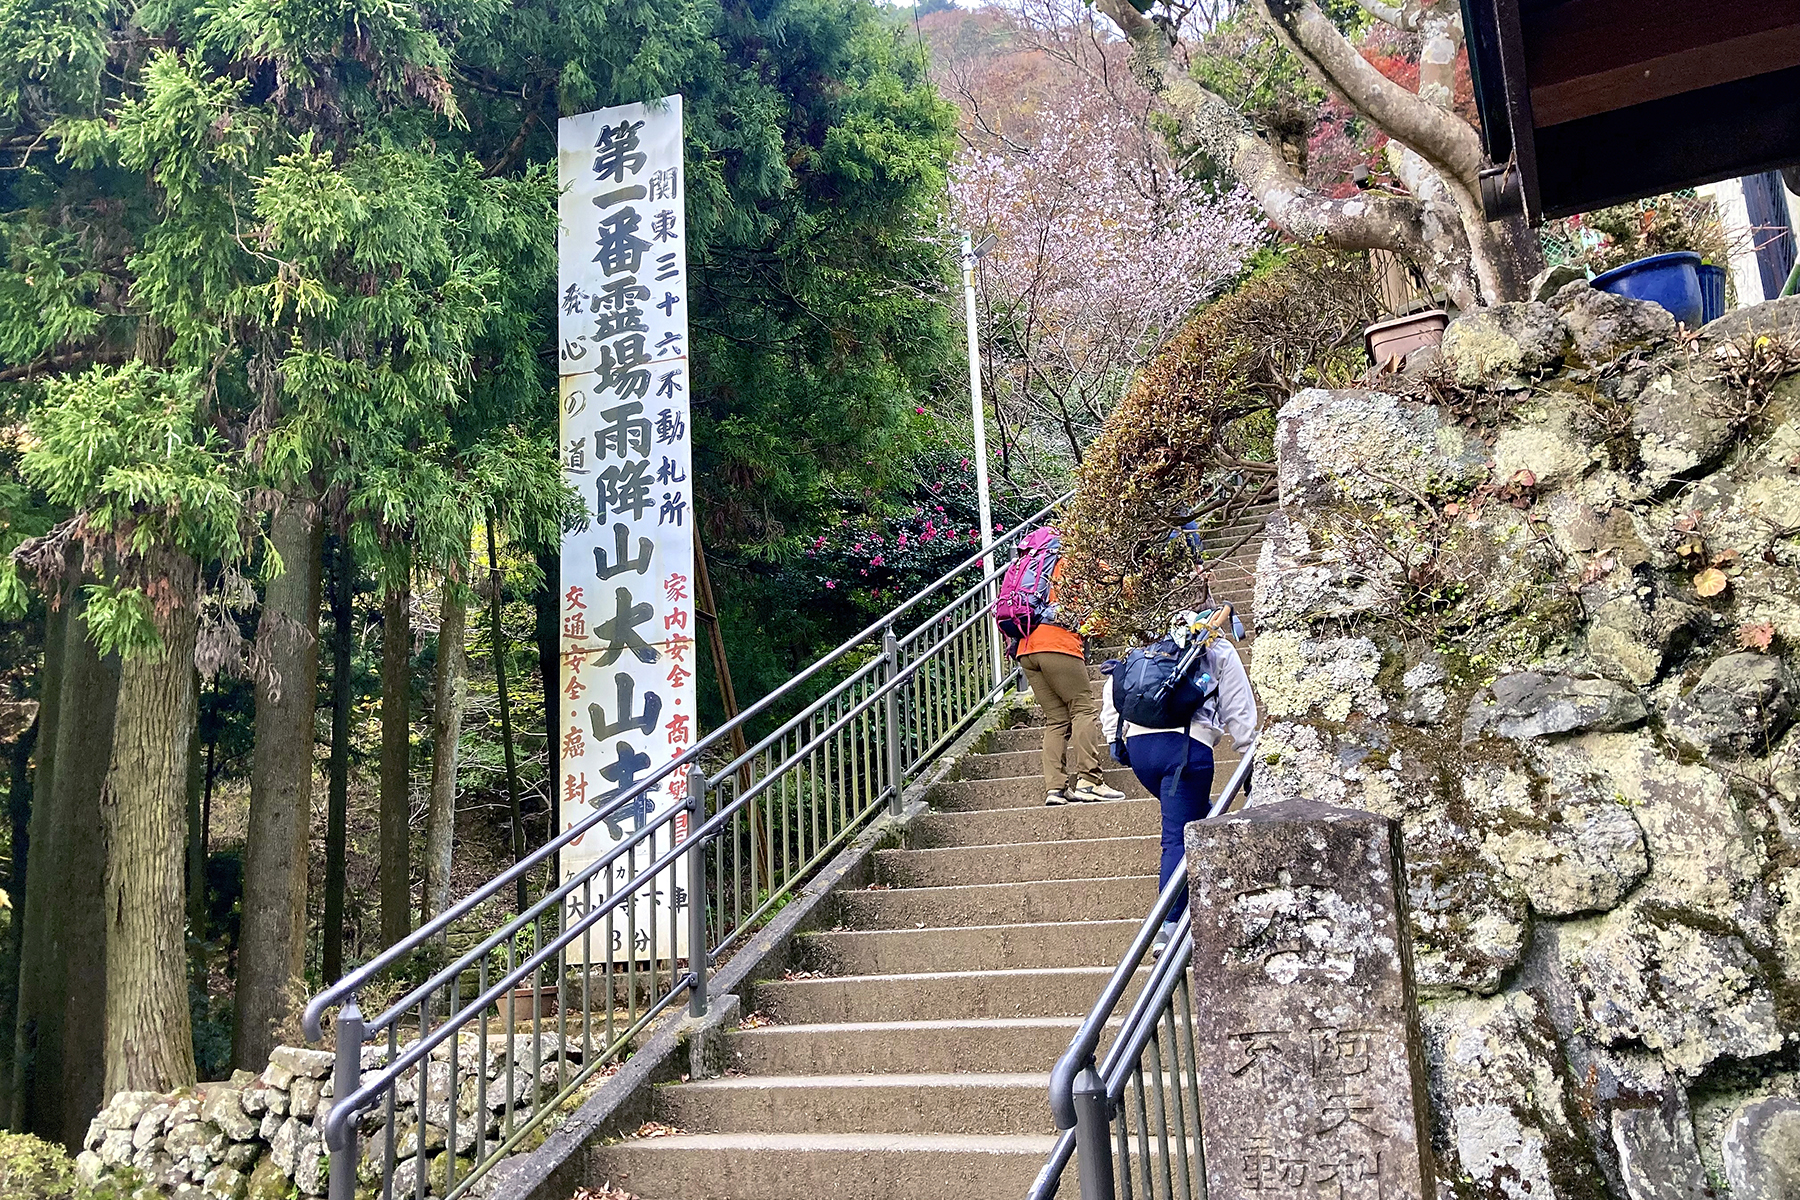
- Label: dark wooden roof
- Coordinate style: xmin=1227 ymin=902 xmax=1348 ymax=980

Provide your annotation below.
xmin=1462 ymin=0 xmax=1800 ymax=220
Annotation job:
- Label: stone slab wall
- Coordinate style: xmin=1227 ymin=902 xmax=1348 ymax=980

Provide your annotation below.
xmin=1248 ymin=287 xmax=1800 ymax=1198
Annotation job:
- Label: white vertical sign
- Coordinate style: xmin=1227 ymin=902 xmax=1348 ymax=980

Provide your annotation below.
xmin=557 ymin=96 xmax=695 ymax=964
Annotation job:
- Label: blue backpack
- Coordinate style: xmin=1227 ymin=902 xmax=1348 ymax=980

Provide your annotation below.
xmin=1113 ymin=607 xmax=1233 ymax=728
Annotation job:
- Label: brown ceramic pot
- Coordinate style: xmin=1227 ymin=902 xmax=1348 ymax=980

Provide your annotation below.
xmin=1364 ymin=308 xmax=1449 ymax=366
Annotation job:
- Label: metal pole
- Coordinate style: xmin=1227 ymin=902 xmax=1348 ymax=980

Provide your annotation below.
xmin=961 ymin=231 xmax=1004 ymax=691
xmin=1071 ymin=1063 xmax=1117 ymax=1200
xmin=883 ymin=626 xmax=903 ymax=817
xmin=327 ymin=997 xmax=364 ymax=1200
xmin=685 ymin=766 xmax=709 ymax=1018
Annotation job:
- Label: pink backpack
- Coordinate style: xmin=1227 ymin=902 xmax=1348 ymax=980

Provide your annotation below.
xmin=995 ymin=527 xmax=1063 ymax=645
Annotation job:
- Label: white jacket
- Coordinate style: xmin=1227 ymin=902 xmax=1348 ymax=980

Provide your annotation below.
xmin=1100 ymin=636 xmax=1257 ymax=753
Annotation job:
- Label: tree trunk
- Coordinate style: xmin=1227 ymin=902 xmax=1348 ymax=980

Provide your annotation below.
xmin=101 ymin=550 xmax=200 ymax=1095
xmin=486 ymin=519 xmax=526 ymax=912
xmin=323 ymin=536 xmax=354 ymax=982
xmin=532 ymin=550 xmax=559 ymax=871
xmin=185 ymin=673 xmax=206 ymax=991
xmin=423 ymin=576 xmax=469 ymax=922
xmin=234 ymin=496 xmax=323 ymax=1070
xmin=1 ymin=711 xmax=38 ymax=1131
xmin=379 ymin=551 xmax=413 ymax=948
xmin=12 ymin=590 xmax=116 ymax=1146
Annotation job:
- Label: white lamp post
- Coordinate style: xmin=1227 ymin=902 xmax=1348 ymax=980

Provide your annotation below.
xmin=961 ymin=229 xmax=1003 ymax=689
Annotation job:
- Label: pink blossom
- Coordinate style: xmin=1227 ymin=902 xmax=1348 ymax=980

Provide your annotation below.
xmin=915 ymin=406 xmax=927 ymax=414
xmin=896 ymin=533 xmax=908 ymax=548
xmin=948 ymin=93 xmax=1261 ymax=449
xmin=870 ymin=555 xmax=885 ymax=567
xmin=825 ymin=580 xmax=837 ymax=589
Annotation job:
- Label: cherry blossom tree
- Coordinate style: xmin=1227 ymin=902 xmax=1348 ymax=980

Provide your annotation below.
xmin=949 ymin=91 xmax=1264 ymax=471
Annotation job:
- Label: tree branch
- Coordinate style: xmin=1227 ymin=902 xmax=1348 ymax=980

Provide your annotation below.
xmin=1097 ymin=0 xmax=1446 ymax=260
xmin=1256 ymin=0 xmax=1484 ymax=196
xmin=1352 ymin=0 xmax=1421 ymax=32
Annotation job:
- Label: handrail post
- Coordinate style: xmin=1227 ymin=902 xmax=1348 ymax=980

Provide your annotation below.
xmin=883 ymin=626 xmax=903 ymax=816
xmin=686 ymin=766 xmax=709 ymax=1018
xmin=1071 ymin=1063 xmax=1116 ymax=1200
xmin=327 ymin=997 xmax=363 ymax=1200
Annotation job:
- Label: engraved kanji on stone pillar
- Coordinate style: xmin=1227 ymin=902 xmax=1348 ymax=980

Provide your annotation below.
xmin=1186 ymin=799 xmax=1437 ymax=1200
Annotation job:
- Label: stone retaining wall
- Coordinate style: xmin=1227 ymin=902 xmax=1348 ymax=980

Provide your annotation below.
xmin=76 ymin=1036 xmax=585 ymax=1200
xmin=1248 ymin=287 xmax=1800 ymax=1198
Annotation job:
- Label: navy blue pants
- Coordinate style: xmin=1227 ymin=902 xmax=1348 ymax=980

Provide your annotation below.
xmin=1124 ymin=732 xmax=1215 ymax=921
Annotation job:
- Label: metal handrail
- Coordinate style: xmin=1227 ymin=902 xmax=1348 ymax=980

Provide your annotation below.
xmin=1030 ymin=739 xmax=1257 ymax=1200
xmin=307 ymin=490 xmax=1072 ymax=1200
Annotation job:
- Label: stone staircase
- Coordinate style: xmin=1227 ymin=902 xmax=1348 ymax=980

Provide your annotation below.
xmin=582 ymin=501 xmax=1275 ymax=1200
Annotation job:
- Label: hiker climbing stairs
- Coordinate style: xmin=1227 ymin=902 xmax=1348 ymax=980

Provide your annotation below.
xmin=582 ymin=500 xmax=1276 ymax=1200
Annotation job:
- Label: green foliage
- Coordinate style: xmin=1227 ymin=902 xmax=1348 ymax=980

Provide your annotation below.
xmin=1540 ymin=192 xmax=1734 ymax=279
xmin=22 ymin=364 xmax=242 ymax=558
xmin=0 ymin=1131 xmax=82 ymax=1200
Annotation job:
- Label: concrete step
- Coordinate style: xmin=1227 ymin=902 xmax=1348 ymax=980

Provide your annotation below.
xmin=654 ymin=1073 xmax=1056 ymax=1137
xmin=833 ymin=874 xmax=1158 ymax=930
xmin=874 ymin=835 xmax=1158 ymax=888
xmin=586 ymin=1131 xmax=1059 ymax=1200
xmin=753 ymin=965 xmax=1147 ymax=1024
xmin=908 ymin=798 xmax=1158 ymax=848
xmin=927 ymin=769 xmax=1146 ymax=812
xmin=981 ymin=726 xmax=1050 ymax=754
xmin=724 ymin=1017 xmax=1105 ymax=1075
xmin=795 ymin=918 xmax=1139 ymax=975
xmin=953 ymin=748 xmax=1045 ymax=780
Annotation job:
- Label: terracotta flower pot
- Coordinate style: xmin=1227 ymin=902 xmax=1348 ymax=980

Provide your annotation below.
xmin=1364 ymin=309 xmax=1449 ymax=367
xmin=501 ymin=985 xmax=558 ymax=1017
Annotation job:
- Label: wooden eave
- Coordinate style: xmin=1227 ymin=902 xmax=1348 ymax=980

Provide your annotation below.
xmin=1461 ymin=0 xmax=1800 ymax=220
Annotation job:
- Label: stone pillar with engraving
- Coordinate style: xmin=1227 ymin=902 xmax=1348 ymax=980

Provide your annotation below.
xmin=1186 ymin=799 xmax=1437 ymax=1200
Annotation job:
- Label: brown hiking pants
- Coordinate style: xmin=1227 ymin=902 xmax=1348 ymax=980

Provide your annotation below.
xmin=1018 ymin=651 xmax=1103 ymax=794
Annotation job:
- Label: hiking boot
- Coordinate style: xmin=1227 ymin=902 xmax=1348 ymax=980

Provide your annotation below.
xmin=1069 ymin=778 xmax=1125 ymax=803
xmin=1150 ymin=920 xmax=1177 ymax=959
xmin=1043 ymin=789 xmax=1069 ymax=806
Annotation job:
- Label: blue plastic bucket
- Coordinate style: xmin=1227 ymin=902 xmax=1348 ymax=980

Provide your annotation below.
xmin=1697 ymin=263 xmax=1727 ymax=323
xmin=1592 ymin=251 xmax=1705 ymax=326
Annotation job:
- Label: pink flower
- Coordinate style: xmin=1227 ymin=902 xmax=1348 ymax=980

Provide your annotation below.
xmin=915 ymin=406 xmax=926 ymax=414
xmin=935 ymin=505 xmax=945 ymax=512
xmin=870 ymin=555 xmax=885 ymax=567
xmin=859 ymin=569 xmax=868 ymax=576
xmin=825 ymin=580 xmax=837 ymax=590
xmin=960 ymin=458 xmax=970 ymax=468
xmin=896 ymin=533 xmax=908 ymax=547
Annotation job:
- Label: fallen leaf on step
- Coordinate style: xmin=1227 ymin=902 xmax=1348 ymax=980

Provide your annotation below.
xmin=633 ymin=1122 xmax=684 ymax=1139
xmin=782 ymin=969 xmax=828 ymax=981
xmin=571 ymin=1184 xmax=641 ymax=1200
xmin=737 ymin=1012 xmax=774 ymax=1029
xmin=1694 ymin=567 xmax=1729 ymax=598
